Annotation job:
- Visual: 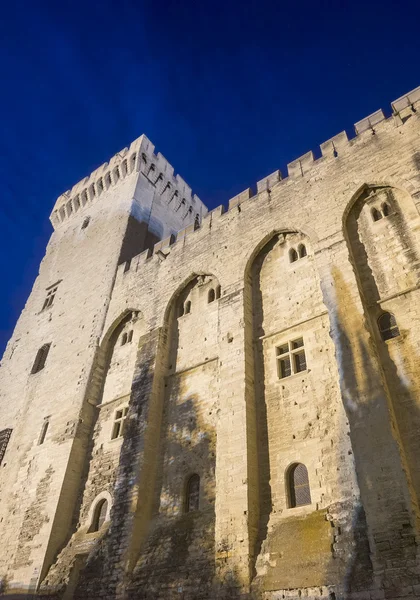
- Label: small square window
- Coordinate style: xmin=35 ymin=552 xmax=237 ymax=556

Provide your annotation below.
xmin=276 ymin=338 xmax=307 ymax=379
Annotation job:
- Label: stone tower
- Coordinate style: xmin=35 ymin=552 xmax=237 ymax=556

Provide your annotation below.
xmin=0 ymin=134 xmax=206 ymax=593
xmin=1 ymin=86 xmax=420 ymax=600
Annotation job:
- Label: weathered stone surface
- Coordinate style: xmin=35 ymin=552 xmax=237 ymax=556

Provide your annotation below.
xmin=1 ymin=87 xmax=420 ymax=600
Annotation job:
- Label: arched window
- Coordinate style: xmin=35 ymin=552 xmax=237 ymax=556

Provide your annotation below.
xmin=185 ymin=301 xmax=191 ymax=314
xmin=288 ymin=463 xmax=311 ymax=508
xmin=382 ymin=202 xmax=391 ymax=217
xmin=289 ymin=248 xmax=298 ymax=263
xmin=208 ymin=289 xmax=215 ymax=303
xmin=215 ymin=285 xmax=221 ymax=300
xmin=90 ymin=499 xmax=108 ymax=532
xmin=31 ymin=344 xmax=51 ymax=374
xmin=298 ymin=244 xmax=307 ymax=258
xmin=185 ymin=474 xmax=200 ymax=512
xmin=121 ymin=332 xmax=128 ymax=346
xmin=371 ymin=207 xmax=382 ymax=222
xmin=378 ymin=312 xmax=400 ymax=341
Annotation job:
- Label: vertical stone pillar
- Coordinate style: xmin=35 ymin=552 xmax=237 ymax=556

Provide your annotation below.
xmin=214 ymin=285 xmax=259 ymax=594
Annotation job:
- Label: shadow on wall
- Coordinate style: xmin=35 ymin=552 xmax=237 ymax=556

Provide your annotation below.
xmin=325 ymin=268 xmax=419 ymax=593
xmin=345 ymin=185 xmax=420 ymax=511
xmin=249 ymin=232 xmax=373 ymax=595
xmin=3 ymin=215 xmax=420 ymax=597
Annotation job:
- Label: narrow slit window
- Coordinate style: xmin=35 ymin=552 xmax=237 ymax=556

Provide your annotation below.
xmin=208 ymin=289 xmax=215 ymax=303
xmin=90 ymin=499 xmax=108 ymax=532
xmin=127 ymin=330 xmax=133 ymax=343
xmin=111 ymin=407 xmax=128 ymax=440
xmin=81 ymin=190 xmax=88 ymax=206
xmin=31 ymin=344 xmax=51 ymax=374
xmin=186 ymin=474 xmax=200 ymax=512
xmin=276 ymin=338 xmax=306 ymax=379
xmin=121 ymin=332 xmax=128 ymax=346
xmin=105 ymin=173 xmax=112 ymax=189
xmin=288 ymin=463 xmax=311 ymax=508
xmin=378 ymin=312 xmax=400 ymax=341
xmin=38 ymin=419 xmax=49 ymax=445
xmin=185 ymin=301 xmax=191 ymax=314
xmin=97 ymin=178 xmax=104 ymax=195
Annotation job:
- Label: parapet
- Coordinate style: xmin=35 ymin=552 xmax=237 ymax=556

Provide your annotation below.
xmin=50 ymin=134 xmax=207 ymax=230
xmin=117 ymin=83 xmax=420 ymax=274
xmin=53 ymin=84 xmax=420 ymax=259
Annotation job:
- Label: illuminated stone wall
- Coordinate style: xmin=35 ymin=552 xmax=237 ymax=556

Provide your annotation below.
xmin=1 ymin=86 xmax=420 ymax=599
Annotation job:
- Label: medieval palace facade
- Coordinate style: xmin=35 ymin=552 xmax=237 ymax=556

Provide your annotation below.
xmin=1 ymin=85 xmax=420 ymax=600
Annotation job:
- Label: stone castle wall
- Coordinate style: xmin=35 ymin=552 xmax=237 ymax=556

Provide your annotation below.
xmin=1 ymin=85 xmax=420 ymax=599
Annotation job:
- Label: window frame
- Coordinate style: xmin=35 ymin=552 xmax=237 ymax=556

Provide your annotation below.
xmin=42 ymin=283 xmax=60 ymax=311
xmin=276 ymin=337 xmax=307 ymax=380
xmin=89 ymin=498 xmax=109 ymax=533
xmin=287 ymin=462 xmax=312 ymax=508
xmin=111 ymin=406 xmax=128 ymax=440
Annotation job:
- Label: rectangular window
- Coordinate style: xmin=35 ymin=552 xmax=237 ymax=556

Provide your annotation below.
xmin=111 ymin=407 xmax=128 ymax=440
xmin=42 ymin=283 xmax=59 ymax=310
xmin=276 ymin=337 xmax=307 ymax=379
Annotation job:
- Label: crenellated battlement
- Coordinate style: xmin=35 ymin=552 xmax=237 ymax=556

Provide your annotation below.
xmin=115 ymin=84 xmax=420 ymax=277
xmin=50 ymin=134 xmax=206 ymax=229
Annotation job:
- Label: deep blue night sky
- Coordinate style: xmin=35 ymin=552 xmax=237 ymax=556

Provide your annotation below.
xmin=0 ymin=0 xmax=419 ymax=354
